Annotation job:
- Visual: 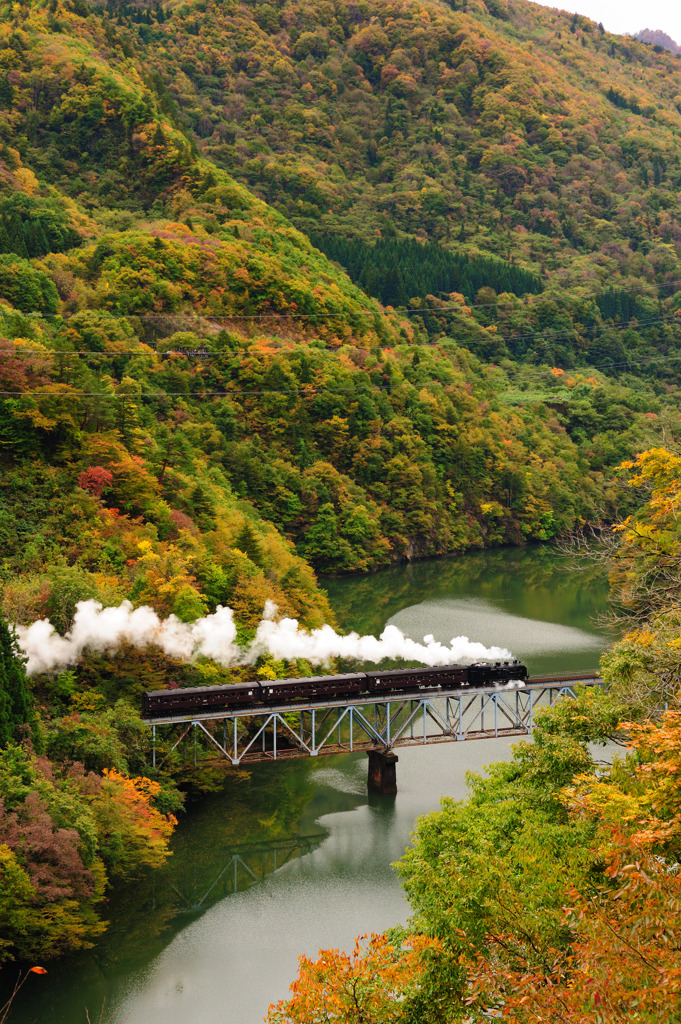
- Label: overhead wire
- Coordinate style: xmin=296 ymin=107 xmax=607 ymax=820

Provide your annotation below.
xmin=3 ymin=310 xmax=679 ymax=360
xmin=1 ymin=304 xmax=680 ymax=400
xmin=3 ymin=280 xmax=679 ymax=321
xmin=6 ymin=347 xmax=681 ymax=400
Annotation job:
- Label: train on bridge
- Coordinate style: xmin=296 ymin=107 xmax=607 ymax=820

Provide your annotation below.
xmin=142 ymin=660 xmax=529 ymax=718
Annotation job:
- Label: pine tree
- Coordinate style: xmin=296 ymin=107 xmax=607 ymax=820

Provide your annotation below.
xmin=235 ymin=521 xmax=263 ymax=566
xmin=7 ymin=213 xmax=29 ymax=259
xmin=32 ymin=221 xmax=50 ymax=257
xmin=0 ymin=616 xmax=34 ymax=748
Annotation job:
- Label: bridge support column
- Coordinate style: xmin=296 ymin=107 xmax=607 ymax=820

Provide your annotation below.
xmin=367 ymin=749 xmax=398 ymax=795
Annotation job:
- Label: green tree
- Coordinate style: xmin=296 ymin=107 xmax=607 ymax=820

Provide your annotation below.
xmin=0 ymin=617 xmax=35 ymax=749
xmin=0 ymin=255 xmax=58 ymax=314
xmin=396 ymin=693 xmax=616 ymax=1019
xmin=300 ymin=503 xmax=354 ymax=573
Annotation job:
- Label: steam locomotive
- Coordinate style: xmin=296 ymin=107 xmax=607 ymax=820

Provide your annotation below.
xmin=142 ymin=660 xmax=528 ymax=718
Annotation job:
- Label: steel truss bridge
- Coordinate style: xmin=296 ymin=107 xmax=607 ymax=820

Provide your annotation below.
xmin=146 ymin=673 xmax=602 ymax=770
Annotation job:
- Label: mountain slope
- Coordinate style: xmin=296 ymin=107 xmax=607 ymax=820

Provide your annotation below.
xmin=7 ymin=0 xmax=681 ymax=964
xmin=0 ymin=0 xmax=676 ymax=613
xmin=125 ymin=0 xmax=681 ymax=303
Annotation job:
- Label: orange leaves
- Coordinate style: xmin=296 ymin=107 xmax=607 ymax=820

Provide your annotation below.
xmin=266 ymin=932 xmax=441 ymax=1024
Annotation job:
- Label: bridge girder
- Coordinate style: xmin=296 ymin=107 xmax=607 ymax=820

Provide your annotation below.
xmin=146 ymin=678 xmax=603 ymax=771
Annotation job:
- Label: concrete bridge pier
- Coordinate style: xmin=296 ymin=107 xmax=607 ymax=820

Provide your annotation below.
xmin=367 ymin=749 xmax=398 ymax=795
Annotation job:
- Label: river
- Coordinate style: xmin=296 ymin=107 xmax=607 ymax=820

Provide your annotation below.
xmin=8 ymin=545 xmax=613 ymax=1024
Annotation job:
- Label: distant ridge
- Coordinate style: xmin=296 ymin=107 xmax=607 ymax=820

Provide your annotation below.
xmin=635 ymin=28 xmax=681 ymax=53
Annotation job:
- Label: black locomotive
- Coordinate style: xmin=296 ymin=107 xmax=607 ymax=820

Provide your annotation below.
xmin=142 ymin=660 xmax=528 ymax=718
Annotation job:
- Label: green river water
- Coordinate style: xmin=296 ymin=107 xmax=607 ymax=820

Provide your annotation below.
xmin=7 ymin=545 xmax=612 ymax=1024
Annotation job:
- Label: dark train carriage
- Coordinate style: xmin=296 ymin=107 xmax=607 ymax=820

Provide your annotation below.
xmin=143 ymin=681 xmax=259 ymax=717
xmin=143 ymin=672 xmax=368 ymax=717
xmin=142 ymin=661 xmax=530 ymax=718
xmin=259 ymin=672 xmax=366 ymax=704
xmin=366 ymin=664 xmax=470 ymax=693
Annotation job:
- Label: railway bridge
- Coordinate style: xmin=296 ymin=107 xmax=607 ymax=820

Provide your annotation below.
xmin=144 ymin=671 xmax=602 ymax=793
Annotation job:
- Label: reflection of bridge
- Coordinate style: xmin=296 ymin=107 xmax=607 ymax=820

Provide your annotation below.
xmin=146 ymin=673 xmax=602 ymax=793
xmin=173 ymin=835 xmax=326 ymax=914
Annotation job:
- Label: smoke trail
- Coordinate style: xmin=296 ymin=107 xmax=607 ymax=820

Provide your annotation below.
xmin=15 ymin=601 xmax=240 ymax=677
xmin=248 ymin=600 xmax=513 ymax=666
xmin=14 ymin=599 xmax=513 ymax=677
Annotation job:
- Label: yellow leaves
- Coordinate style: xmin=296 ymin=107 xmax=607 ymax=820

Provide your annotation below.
xmin=621 ymin=447 xmax=681 ymax=490
xmin=14 ymin=166 xmax=39 ymax=194
xmin=626 ymin=628 xmax=654 ymax=646
xmin=610 ymin=448 xmax=681 ymax=613
xmin=96 ymin=769 xmax=177 ymax=872
xmin=480 ymin=501 xmax=505 ymax=518
xmin=136 ymin=539 xmax=155 ymax=560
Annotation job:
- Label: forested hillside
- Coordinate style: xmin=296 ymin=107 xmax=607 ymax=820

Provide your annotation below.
xmin=127 ymin=0 xmax=681 ymax=300
xmin=1 ymin=0 xmax=676 ymax=608
xmin=3 ymin=0 xmax=681 ymax=963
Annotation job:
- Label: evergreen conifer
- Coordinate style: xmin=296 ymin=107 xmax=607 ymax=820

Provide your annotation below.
xmin=0 ymin=616 xmax=34 ymax=748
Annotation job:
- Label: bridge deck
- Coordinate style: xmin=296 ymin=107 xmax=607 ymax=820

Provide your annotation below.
xmin=145 ymin=675 xmax=602 ymax=768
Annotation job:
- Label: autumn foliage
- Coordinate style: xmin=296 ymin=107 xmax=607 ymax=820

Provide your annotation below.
xmin=266 ymin=933 xmax=441 ymax=1024
xmin=94 ymin=769 xmax=177 ymax=877
xmin=3 ymin=0 xmax=681 ymax=982
xmin=464 ymin=706 xmax=681 ymax=1022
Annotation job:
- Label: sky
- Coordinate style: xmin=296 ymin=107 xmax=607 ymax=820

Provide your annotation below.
xmin=532 ymin=0 xmax=681 ymax=44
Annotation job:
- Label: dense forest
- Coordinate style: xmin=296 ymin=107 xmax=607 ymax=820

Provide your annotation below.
xmin=2 ymin=0 xmax=681 ymax=977
xmin=124 ymin=0 xmax=681 ymax=293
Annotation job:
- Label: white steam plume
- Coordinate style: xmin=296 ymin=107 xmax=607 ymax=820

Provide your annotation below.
xmin=15 ymin=601 xmax=240 ymax=677
xmin=14 ymin=598 xmax=513 ymax=677
xmin=248 ymin=600 xmax=513 ymax=667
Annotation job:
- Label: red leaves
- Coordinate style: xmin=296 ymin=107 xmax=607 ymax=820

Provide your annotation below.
xmin=77 ymin=466 xmax=113 ymax=498
xmin=0 ymin=339 xmax=51 ymax=394
xmin=0 ymin=793 xmax=96 ymax=902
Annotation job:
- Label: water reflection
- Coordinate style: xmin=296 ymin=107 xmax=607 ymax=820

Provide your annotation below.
xmin=173 ymin=834 xmax=327 ymax=915
xmin=5 ymin=759 xmax=351 ymax=1023
xmin=388 ymin=597 xmax=603 ymax=675
xmin=324 ymin=545 xmax=610 ymax=638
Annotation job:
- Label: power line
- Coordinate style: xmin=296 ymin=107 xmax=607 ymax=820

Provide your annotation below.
xmin=4 ymin=284 xmax=678 ymax=323
xmin=2 ymin=305 xmax=681 ymax=402
xmin=3 ymin=311 xmax=679 ymax=361
xmin=0 ymin=379 xmax=458 ymax=399
xmin=6 ymin=346 xmax=681 ymax=401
